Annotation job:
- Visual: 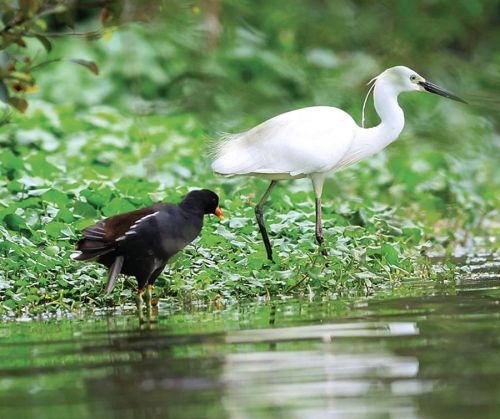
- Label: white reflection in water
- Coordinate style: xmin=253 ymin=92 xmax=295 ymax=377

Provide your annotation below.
xmin=222 ymin=321 xmax=432 ymax=419
xmin=226 ymin=321 xmax=419 ymax=344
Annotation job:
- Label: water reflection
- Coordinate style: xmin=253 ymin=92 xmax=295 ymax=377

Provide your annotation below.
xmin=0 ymin=255 xmax=499 ymax=418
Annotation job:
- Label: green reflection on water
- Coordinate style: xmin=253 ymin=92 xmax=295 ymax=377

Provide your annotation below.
xmin=0 ymin=260 xmax=499 ymax=419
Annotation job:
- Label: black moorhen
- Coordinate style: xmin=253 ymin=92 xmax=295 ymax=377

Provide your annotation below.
xmin=71 ymin=189 xmax=223 ymax=314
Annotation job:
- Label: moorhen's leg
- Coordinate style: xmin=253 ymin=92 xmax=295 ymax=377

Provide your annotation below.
xmin=137 ymin=288 xmax=144 ymax=323
xmin=144 ymin=266 xmax=166 ymax=320
xmin=144 ymin=284 xmax=153 ymax=310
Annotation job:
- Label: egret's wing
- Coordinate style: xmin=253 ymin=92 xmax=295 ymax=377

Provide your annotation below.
xmin=212 ymin=106 xmax=357 ymax=176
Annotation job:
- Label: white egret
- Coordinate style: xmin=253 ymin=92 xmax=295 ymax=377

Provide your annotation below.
xmin=211 ymin=66 xmax=465 ymax=261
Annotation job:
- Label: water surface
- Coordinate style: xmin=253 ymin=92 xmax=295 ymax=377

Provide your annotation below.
xmin=1 ymin=254 xmax=499 ymax=418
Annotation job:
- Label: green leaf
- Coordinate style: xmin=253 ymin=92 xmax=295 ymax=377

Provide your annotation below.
xmin=0 ymin=82 xmax=9 ymax=103
xmin=0 ymin=150 xmax=24 ymax=170
xmin=102 ymin=198 xmax=135 ymax=216
xmin=9 ymin=71 xmax=32 ymax=82
xmin=73 ymin=201 xmax=97 ymax=218
xmin=4 ymin=213 xmax=27 ymax=231
xmin=7 ymin=181 xmax=23 ymax=193
xmin=68 ymin=59 xmax=99 ymax=75
xmin=382 ymin=243 xmax=400 ymax=265
xmin=34 ymin=34 xmax=52 ymax=52
xmin=19 ymin=0 xmax=40 ymax=15
xmin=42 ymin=189 xmax=69 ymax=206
xmin=45 ymin=221 xmax=67 ymax=238
xmin=402 ymin=227 xmax=422 ymax=243
xmin=81 ymin=186 xmax=113 ymax=208
xmin=8 ymin=97 xmax=28 ymax=113
xmin=2 ymin=10 xmax=16 ymax=26
xmin=56 ymin=208 xmax=74 ymax=223
xmin=26 ymin=155 xmax=60 ymax=178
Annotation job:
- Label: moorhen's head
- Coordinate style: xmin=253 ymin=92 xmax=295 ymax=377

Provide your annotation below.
xmin=182 ymin=189 xmax=224 ymax=219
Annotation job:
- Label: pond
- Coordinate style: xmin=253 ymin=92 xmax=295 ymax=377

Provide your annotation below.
xmin=0 ymin=253 xmax=499 ymax=419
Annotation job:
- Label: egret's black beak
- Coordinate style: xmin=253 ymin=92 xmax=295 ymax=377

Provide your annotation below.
xmin=418 ymin=80 xmax=466 ymax=103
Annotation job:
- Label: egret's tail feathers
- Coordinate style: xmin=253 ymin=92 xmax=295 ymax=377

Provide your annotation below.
xmin=104 ymin=256 xmax=124 ymax=294
xmin=211 ymin=131 xmax=257 ymax=175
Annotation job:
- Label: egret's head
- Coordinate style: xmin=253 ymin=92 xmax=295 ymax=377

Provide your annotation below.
xmin=374 ymin=66 xmax=465 ymax=102
xmin=375 ymin=66 xmax=424 ymax=93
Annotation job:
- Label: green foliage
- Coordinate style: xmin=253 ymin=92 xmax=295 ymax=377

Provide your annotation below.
xmin=0 ymin=99 xmax=496 ymax=317
xmin=0 ymin=0 xmax=115 ymax=115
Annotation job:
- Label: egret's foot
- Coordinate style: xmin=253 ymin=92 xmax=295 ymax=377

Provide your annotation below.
xmin=320 ymin=247 xmax=328 ymax=257
xmin=262 ymin=258 xmax=276 ymax=269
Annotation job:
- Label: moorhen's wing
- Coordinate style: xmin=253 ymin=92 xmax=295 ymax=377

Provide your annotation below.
xmin=72 ymin=205 xmax=163 ymax=261
xmin=113 ymin=205 xmax=201 ymax=256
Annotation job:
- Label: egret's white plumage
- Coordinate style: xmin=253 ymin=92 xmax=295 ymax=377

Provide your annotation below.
xmin=213 ymin=106 xmax=355 ymax=178
xmin=211 ymin=66 xmax=465 ymax=260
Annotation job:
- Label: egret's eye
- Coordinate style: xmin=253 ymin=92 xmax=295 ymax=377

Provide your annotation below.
xmin=410 ymin=75 xmax=418 ymax=83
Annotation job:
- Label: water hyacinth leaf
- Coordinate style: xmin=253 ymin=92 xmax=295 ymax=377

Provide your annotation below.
xmin=15 ymin=197 xmax=40 ymax=209
xmin=26 ymin=155 xmax=60 ymax=178
xmin=42 ymin=189 xmax=69 ymax=206
xmin=73 ymin=218 xmax=96 ymax=230
xmin=402 ymin=227 xmax=423 ymax=243
xmin=102 ymin=197 xmax=136 ymax=216
xmin=45 ymin=221 xmax=67 ymax=238
xmin=73 ymin=201 xmax=97 ymax=218
xmin=81 ymin=187 xmax=113 ymax=207
xmin=0 ymin=150 xmax=24 ymax=170
xmin=3 ymin=299 xmax=17 ymax=309
xmin=56 ymin=208 xmax=74 ymax=223
xmin=382 ymin=243 xmax=400 ymax=265
xmin=7 ymin=181 xmax=24 ymax=193
xmin=4 ymin=214 xmax=27 ymax=231
xmin=68 ymin=59 xmax=99 ymax=75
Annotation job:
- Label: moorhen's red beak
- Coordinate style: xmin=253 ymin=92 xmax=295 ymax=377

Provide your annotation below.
xmin=215 ymin=206 xmax=224 ymax=220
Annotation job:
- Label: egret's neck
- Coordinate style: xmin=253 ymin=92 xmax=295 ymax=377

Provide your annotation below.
xmin=364 ymin=80 xmax=405 ymax=148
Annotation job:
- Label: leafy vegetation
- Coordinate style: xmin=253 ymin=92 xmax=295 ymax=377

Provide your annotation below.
xmin=0 ymin=0 xmax=115 ymax=115
xmin=0 ymin=1 xmax=498 ymax=317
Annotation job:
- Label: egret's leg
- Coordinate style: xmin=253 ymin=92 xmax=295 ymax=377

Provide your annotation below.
xmin=255 ymin=180 xmax=277 ymax=261
xmin=311 ymin=174 xmax=328 ymax=256
xmin=315 ymin=197 xmax=328 ymax=256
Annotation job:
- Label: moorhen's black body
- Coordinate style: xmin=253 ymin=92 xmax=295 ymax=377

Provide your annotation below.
xmin=71 ymin=189 xmax=223 ymax=313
